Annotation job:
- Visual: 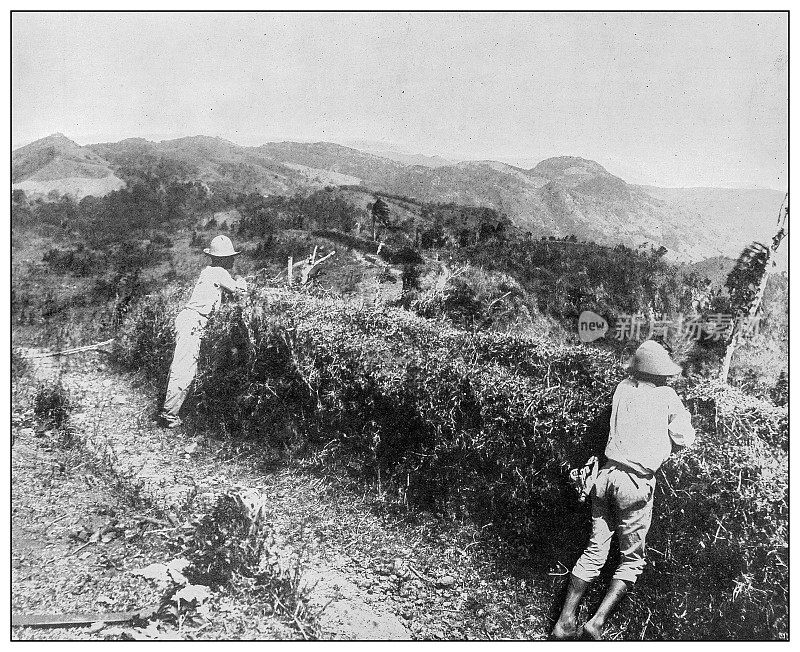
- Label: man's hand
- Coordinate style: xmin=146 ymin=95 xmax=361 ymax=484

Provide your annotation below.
xmin=234 ymin=276 xmax=248 ymax=294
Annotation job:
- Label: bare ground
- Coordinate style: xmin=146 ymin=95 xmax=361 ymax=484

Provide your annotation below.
xmin=12 ymin=349 xmax=561 ymax=640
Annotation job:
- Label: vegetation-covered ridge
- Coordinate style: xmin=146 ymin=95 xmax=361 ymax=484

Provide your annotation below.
xmin=114 ymin=286 xmax=787 ymax=640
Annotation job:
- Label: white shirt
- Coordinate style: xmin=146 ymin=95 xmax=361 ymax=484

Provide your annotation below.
xmin=605 ymin=378 xmax=696 ymax=476
xmin=184 ymin=266 xmax=247 ymax=317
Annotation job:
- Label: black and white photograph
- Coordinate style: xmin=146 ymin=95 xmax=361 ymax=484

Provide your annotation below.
xmin=10 ymin=10 xmax=788 ymax=641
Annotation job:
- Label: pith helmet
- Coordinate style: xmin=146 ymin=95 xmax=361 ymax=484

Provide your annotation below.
xmin=628 ymin=340 xmax=682 ymax=377
xmin=204 ymin=235 xmax=240 ymax=257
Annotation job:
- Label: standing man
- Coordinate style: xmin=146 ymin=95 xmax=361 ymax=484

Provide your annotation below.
xmin=159 ymin=235 xmax=248 ymax=428
xmin=552 ymin=340 xmax=695 ymax=640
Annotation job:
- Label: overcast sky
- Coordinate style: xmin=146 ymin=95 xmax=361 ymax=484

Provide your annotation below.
xmin=12 ymin=11 xmax=787 ymax=189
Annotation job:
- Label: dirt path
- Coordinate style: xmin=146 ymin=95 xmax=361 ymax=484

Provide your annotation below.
xmin=15 ymin=349 xmax=556 ymax=640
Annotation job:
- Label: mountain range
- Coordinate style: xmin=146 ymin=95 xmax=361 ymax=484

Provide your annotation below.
xmin=12 ymin=133 xmax=787 ymax=267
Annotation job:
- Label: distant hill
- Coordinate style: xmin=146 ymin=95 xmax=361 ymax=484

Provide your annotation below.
xmin=12 ymin=134 xmax=786 ymax=266
xmin=12 ymin=133 xmax=125 ymax=199
xmin=342 ymin=140 xmax=454 ymax=168
xmin=640 ymin=185 xmax=787 ymax=271
xmin=684 ymin=255 xmax=737 ymax=289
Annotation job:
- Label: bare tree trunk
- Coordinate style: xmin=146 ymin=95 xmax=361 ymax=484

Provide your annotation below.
xmin=720 ymin=340 xmax=736 ymax=385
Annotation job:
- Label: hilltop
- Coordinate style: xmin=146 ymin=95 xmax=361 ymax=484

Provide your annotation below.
xmin=12 ymin=134 xmax=786 ymax=265
xmin=12 ymin=133 xmax=125 ymax=199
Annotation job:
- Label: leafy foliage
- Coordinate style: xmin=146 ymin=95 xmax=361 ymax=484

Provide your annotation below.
xmin=180 ymin=490 xmax=315 ymax=635
xmin=33 ymin=380 xmax=72 ymax=432
xmin=115 ymin=286 xmax=786 ymax=639
xmin=406 ymin=264 xmax=537 ymax=332
xmin=629 ymin=381 xmax=787 ymax=639
xmin=237 ymin=190 xmax=364 ymax=235
xmin=456 ymin=239 xmax=702 ymax=327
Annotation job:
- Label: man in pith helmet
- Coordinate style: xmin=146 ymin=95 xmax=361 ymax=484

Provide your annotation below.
xmin=552 ymin=340 xmax=696 ymax=640
xmin=159 ymin=235 xmax=248 ymax=428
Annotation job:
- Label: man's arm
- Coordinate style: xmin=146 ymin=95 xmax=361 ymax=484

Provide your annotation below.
xmin=667 ymin=391 xmax=696 ymax=453
xmin=216 ymin=269 xmax=248 ymax=295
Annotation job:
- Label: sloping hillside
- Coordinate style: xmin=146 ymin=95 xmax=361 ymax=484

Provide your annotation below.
xmin=13 ymin=134 xmax=785 ymax=264
xmin=12 ymin=133 xmax=125 ymax=199
xmin=641 ymin=185 xmax=787 ymax=269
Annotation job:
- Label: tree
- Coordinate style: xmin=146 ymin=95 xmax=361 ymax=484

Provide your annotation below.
xmin=370 ymin=197 xmax=390 ymax=242
xmin=720 ymin=194 xmax=788 ymax=383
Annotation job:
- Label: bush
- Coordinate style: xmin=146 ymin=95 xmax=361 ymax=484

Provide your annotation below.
xmin=627 ymin=381 xmax=788 ymax=639
xmin=33 ymin=381 xmax=72 ymax=431
xmin=12 ymin=348 xmax=29 ymax=382
xmin=183 ymin=490 xmax=315 ymax=634
xmin=112 ymin=288 xmax=184 ymax=388
xmin=408 ymin=264 xmax=537 ymax=332
xmin=116 ymin=286 xmax=787 ymax=639
xmin=43 ymin=246 xmax=101 ymax=276
xmin=771 ymin=371 xmax=788 ymax=407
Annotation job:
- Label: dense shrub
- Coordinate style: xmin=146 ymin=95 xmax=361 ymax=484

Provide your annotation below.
xmin=771 ymin=371 xmax=788 ymax=407
xmin=11 ymin=348 xmax=29 ymax=382
xmin=456 ymin=240 xmax=704 ymax=329
xmin=43 ymin=246 xmax=102 ymax=276
xmin=33 ymin=381 xmax=72 ymax=431
xmin=312 ymin=230 xmax=380 ymax=255
xmin=629 ymin=381 xmax=788 ymax=639
xmin=407 ymin=264 xmax=537 ymax=332
xmin=112 ymin=288 xmax=185 ymax=388
xmin=115 ymin=286 xmax=787 ymax=639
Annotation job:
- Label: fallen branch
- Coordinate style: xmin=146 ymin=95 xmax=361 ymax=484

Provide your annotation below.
xmin=12 ymin=603 xmax=159 ymax=628
xmin=407 ymin=564 xmax=433 ymax=584
xmin=67 ymin=540 xmax=96 ymax=557
xmin=300 ymin=250 xmax=336 ymax=285
xmin=22 ymin=339 xmax=115 ymax=359
xmin=136 ymin=516 xmax=172 ymax=529
xmin=43 ymin=514 xmax=69 ymax=530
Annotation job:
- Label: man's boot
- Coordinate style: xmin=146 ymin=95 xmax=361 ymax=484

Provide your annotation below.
xmin=583 ymin=579 xmax=630 ymax=640
xmin=551 ymin=574 xmax=589 ymax=639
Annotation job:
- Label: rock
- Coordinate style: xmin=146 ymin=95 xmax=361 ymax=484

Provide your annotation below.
xmin=355 ymin=577 xmax=373 ymax=589
xmin=436 ymin=575 xmax=456 ymax=588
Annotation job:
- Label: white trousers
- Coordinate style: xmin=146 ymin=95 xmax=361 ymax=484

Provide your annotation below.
xmin=572 ymin=464 xmax=655 ymax=584
xmin=162 ymin=309 xmax=207 ymax=418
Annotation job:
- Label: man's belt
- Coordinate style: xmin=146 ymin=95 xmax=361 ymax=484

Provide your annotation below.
xmin=604 ymin=459 xmax=655 ymax=480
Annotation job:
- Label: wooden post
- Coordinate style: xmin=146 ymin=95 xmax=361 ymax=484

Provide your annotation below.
xmin=287 ymin=256 xmax=293 ymax=286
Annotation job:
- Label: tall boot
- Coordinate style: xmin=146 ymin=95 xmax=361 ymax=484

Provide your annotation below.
xmin=583 ymin=579 xmax=630 ymax=640
xmin=551 ymin=574 xmax=589 ymax=640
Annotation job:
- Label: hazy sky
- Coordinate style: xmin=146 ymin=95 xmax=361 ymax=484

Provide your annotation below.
xmin=12 ymin=11 xmax=787 ymax=188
